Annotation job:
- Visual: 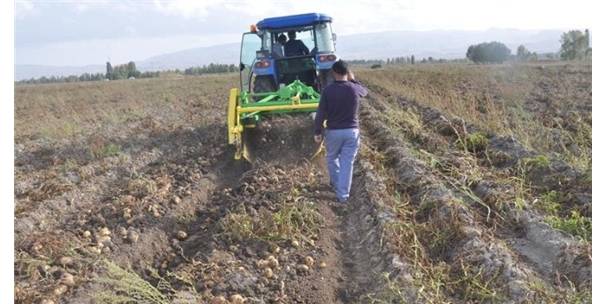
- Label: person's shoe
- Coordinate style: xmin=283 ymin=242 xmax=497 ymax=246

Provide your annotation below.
xmin=337 ymin=197 xmax=348 ymax=204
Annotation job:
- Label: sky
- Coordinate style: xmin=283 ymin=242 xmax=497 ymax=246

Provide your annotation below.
xmin=15 ymin=0 xmax=593 ymax=66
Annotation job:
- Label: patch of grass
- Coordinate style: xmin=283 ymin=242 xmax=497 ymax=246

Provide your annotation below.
xmin=94 ymin=260 xmax=169 ymax=304
xmin=450 ymin=260 xmax=505 ymax=303
xmin=521 ymin=155 xmax=550 ymax=170
xmin=537 ymin=191 xmax=561 ymax=216
xmin=127 ymin=176 xmax=157 ymax=198
xmin=222 ymin=199 xmax=322 ymax=243
xmin=528 ymin=276 xmax=591 ymax=303
xmin=456 ymin=132 xmax=489 ymax=153
xmin=385 ymin=107 xmax=424 ymax=139
xmin=546 ymin=210 xmax=591 ymax=241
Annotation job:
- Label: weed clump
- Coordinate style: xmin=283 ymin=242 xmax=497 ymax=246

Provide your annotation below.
xmin=456 ymin=132 xmax=489 ymax=153
xmin=222 ymin=200 xmax=322 ymax=243
xmin=94 ymin=260 xmax=169 ymax=304
xmin=537 ymin=191 xmax=562 ymax=216
xmin=521 ymin=155 xmax=550 ymax=170
xmin=546 ymin=210 xmax=592 ymax=241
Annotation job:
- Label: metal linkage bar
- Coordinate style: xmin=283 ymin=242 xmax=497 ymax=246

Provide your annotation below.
xmin=227 ymin=80 xmax=321 ymax=160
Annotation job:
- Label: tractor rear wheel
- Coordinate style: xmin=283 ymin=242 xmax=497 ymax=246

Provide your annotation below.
xmin=319 ymin=69 xmax=335 ymax=91
xmin=253 ymin=76 xmax=276 ymax=101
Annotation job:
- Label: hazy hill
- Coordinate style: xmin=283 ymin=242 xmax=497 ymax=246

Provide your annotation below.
xmin=16 ymin=28 xmax=563 ymax=80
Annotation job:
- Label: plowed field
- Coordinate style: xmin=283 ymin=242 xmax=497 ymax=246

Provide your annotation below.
xmin=15 ymin=63 xmax=591 ymax=303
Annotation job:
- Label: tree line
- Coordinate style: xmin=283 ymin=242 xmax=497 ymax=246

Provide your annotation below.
xmin=16 ymin=62 xmax=243 ymax=85
xmin=466 ymin=29 xmax=591 ymax=64
xmin=105 ymin=61 xmax=160 ymax=80
xmin=17 ymin=61 xmax=160 ymax=84
xmin=184 ymin=63 xmax=239 ymax=75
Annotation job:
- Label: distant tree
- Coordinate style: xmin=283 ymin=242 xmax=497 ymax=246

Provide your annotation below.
xmin=105 ymin=62 xmax=113 ymax=79
xmin=411 ymin=55 xmax=415 ymax=64
xmin=529 ymin=52 xmax=538 ymax=61
xmin=516 ymin=45 xmax=531 ymax=61
xmin=466 ymin=41 xmax=511 ymax=63
xmin=560 ymin=29 xmax=591 ymax=60
xmin=126 ymin=61 xmax=141 ymax=78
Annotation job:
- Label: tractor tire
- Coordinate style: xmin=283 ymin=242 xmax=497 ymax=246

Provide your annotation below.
xmin=319 ymin=70 xmax=335 ymax=92
xmin=253 ymin=76 xmax=276 ymax=101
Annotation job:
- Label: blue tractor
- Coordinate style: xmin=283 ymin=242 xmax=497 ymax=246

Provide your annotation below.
xmin=228 ymin=13 xmax=338 ymax=160
xmin=240 ymin=12 xmax=338 ymax=95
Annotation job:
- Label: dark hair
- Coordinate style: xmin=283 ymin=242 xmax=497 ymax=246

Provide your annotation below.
xmin=278 ymin=34 xmax=287 ymax=43
xmin=288 ymin=31 xmax=296 ymax=38
xmin=331 ymin=59 xmax=349 ymax=75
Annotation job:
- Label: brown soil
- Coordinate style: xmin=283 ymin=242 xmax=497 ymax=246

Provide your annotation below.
xmin=14 ymin=65 xmax=591 ymax=304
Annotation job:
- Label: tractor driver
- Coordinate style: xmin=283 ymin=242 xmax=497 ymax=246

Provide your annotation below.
xmin=284 ymin=31 xmax=309 ymax=57
xmin=272 ymin=34 xmax=287 ymax=58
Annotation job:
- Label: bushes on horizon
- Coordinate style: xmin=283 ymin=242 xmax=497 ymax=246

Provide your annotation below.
xmin=560 ymin=29 xmax=591 ymax=60
xmin=184 ymin=63 xmax=238 ymax=75
xmin=466 ymin=42 xmax=511 ymax=63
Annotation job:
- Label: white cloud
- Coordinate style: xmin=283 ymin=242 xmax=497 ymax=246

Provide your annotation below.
xmin=153 ymin=0 xmax=224 ymax=18
xmin=15 ymin=0 xmax=35 ymax=19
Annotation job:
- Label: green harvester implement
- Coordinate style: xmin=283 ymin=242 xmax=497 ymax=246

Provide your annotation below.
xmin=227 ymin=80 xmax=320 ymax=161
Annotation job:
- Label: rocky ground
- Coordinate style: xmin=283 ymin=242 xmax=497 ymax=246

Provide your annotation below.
xmin=14 ymin=64 xmax=591 ymax=303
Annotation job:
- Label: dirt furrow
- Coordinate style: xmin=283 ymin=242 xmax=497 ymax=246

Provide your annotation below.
xmin=361 ymin=95 xmax=580 ymax=302
xmin=379 ymin=94 xmax=591 ymax=290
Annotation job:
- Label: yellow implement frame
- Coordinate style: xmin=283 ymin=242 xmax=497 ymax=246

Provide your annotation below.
xmin=227 ymin=82 xmax=320 ymax=161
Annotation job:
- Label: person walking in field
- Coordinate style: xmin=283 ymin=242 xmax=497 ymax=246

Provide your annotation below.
xmin=314 ymin=60 xmax=368 ymax=203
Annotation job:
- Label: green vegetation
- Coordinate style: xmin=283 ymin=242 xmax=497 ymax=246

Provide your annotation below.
xmin=546 ymin=210 xmax=592 ymax=241
xmin=466 ymin=42 xmax=511 ymax=63
xmin=456 ymin=132 xmax=489 ymax=153
xmin=94 ymin=260 xmax=169 ymax=304
xmin=537 ymin=191 xmax=561 ymax=215
xmin=560 ymin=29 xmax=591 ymax=61
xmin=183 ymin=63 xmax=239 ymax=75
xmin=89 ymin=141 xmax=122 ymax=159
xmin=516 ymin=45 xmax=538 ymax=62
xmin=222 ymin=199 xmax=322 ymax=243
xmin=521 ymin=155 xmax=550 ymax=170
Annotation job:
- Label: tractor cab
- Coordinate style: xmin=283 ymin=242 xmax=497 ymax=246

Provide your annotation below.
xmin=239 ymin=13 xmax=338 ymax=95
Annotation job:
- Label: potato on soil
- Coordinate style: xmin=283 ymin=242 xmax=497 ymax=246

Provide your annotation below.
xmin=98 ymin=227 xmax=111 ymax=236
xmin=230 ymin=294 xmax=245 ymax=304
xmin=296 ymin=264 xmax=309 ymax=273
xmin=59 ymin=272 xmax=75 ymax=286
xmin=58 ymin=256 xmax=74 ymax=266
xmin=267 ymin=255 xmax=279 ymax=268
xmin=263 ymin=267 xmax=273 ymax=279
xmin=176 ymin=230 xmax=188 ymax=240
xmin=304 ymin=256 xmax=315 ymax=267
xmin=210 ymin=296 xmax=227 ymax=304
xmin=53 ymin=284 xmax=68 ymax=296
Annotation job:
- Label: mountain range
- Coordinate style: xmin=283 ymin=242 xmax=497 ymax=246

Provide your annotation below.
xmin=15 ymin=28 xmax=564 ymax=80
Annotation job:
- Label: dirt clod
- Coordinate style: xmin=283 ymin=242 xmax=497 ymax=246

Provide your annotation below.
xmin=127 ymin=229 xmax=139 ymax=243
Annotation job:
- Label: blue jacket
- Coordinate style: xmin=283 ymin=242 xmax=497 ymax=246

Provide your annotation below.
xmin=314 ymin=80 xmax=368 ymax=135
